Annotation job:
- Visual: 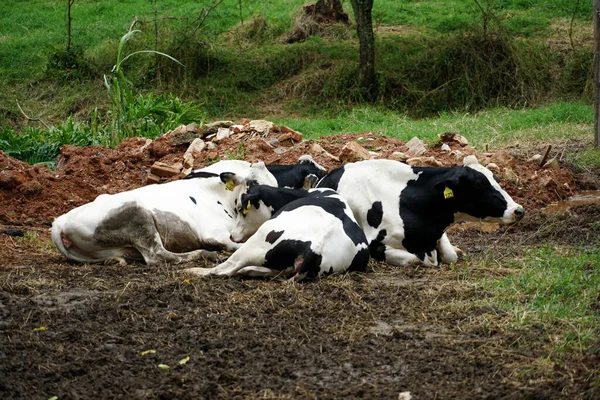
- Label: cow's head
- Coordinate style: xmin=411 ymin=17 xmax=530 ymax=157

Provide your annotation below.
xmin=225 ymin=185 xmax=275 ymax=243
xmin=298 ymin=155 xmax=327 ymax=180
xmin=435 ymin=155 xmax=524 ymax=224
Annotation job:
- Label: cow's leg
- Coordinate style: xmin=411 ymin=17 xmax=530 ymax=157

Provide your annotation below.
xmin=184 ymin=243 xmax=266 ymax=277
xmin=139 ymin=232 xmax=219 ymax=265
xmin=236 ymin=266 xmax=283 ymax=278
xmin=383 ymin=247 xmax=422 ymax=266
xmin=94 ymin=203 xmax=218 ymax=265
xmin=437 ymin=233 xmax=459 ymax=264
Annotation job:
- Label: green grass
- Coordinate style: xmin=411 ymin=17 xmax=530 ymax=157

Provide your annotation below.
xmin=483 ymin=247 xmax=600 ymax=352
xmin=273 ymin=101 xmax=595 ymax=147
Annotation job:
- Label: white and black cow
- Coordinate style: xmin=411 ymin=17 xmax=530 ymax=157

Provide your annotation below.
xmin=51 ymin=160 xmax=277 ymax=265
xmin=316 ymin=155 xmax=524 ymax=267
xmin=185 ymin=155 xmax=327 ymax=189
xmin=184 ymin=184 xmax=370 ymax=281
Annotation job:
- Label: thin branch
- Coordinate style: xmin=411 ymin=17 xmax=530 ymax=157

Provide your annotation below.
xmin=569 ymin=0 xmax=581 ymax=51
xmin=16 ymin=99 xmax=50 ymax=129
xmin=173 ymin=0 xmax=225 ymax=53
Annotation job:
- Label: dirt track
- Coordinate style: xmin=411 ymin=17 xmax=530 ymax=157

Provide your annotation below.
xmin=1 ymin=130 xmax=599 ymax=399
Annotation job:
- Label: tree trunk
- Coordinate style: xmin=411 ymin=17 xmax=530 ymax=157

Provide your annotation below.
xmin=594 ymin=0 xmax=600 ymax=147
xmin=350 ymin=0 xmax=377 ymax=100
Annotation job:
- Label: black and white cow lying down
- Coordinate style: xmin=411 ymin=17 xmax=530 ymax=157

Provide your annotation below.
xmin=185 ymin=154 xmax=327 ymax=189
xmin=316 ymin=155 xmax=524 ymax=267
xmin=51 ymin=156 xmax=326 ymax=265
xmin=184 ymin=185 xmax=370 ymax=281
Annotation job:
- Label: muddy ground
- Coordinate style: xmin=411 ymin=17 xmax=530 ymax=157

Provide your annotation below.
xmin=1 ymin=127 xmax=599 ymax=399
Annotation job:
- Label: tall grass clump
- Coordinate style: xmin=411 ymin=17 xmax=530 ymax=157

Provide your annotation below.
xmin=102 ymin=20 xmax=203 ymax=146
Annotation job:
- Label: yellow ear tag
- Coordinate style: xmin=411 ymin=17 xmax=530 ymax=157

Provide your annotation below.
xmin=443 ymin=186 xmax=454 ymax=199
xmin=243 ymin=200 xmax=251 ymax=215
xmin=225 ymin=180 xmax=235 ymax=191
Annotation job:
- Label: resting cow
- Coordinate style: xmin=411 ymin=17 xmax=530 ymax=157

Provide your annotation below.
xmin=185 ymin=155 xmax=326 ymax=189
xmin=51 ymin=160 xmax=277 ymax=265
xmin=316 ymin=155 xmax=524 ymax=267
xmin=184 ymin=185 xmax=370 ymax=281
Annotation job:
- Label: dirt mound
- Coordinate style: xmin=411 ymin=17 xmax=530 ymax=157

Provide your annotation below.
xmin=0 ymin=125 xmax=594 ymax=228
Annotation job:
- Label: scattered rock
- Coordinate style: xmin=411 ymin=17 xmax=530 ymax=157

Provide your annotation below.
xmin=246 ymin=120 xmax=275 ymax=136
xmin=404 ymin=137 xmax=427 ymax=157
xmin=491 ymin=150 xmax=513 ymax=165
xmin=338 ymin=141 xmax=371 ymax=163
xmin=151 ymin=161 xmax=182 ymax=178
xmin=440 ymin=143 xmax=451 ymax=152
xmin=201 ymin=120 xmax=235 ymax=136
xmin=390 ymin=152 xmax=408 ymax=162
xmin=486 ymin=162 xmax=499 ymax=172
xmin=406 ymin=156 xmax=443 ymax=167
xmin=215 ymin=128 xmax=231 ymax=142
xmin=145 ymin=172 xmax=161 ymax=185
xmin=310 ymin=143 xmax=339 ymax=161
xmin=440 ymin=132 xmax=468 ymax=147
xmin=543 ymin=157 xmax=559 ymax=169
xmin=528 ymin=154 xmax=543 ymax=163
xmin=206 ymin=142 xmax=217 ymax=150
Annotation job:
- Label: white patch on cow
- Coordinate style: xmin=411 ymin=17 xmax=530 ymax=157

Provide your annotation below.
xmin=336 ymin=160 xmax=420 ymax=251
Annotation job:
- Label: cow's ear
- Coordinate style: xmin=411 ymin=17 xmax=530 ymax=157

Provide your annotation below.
xmin=220 ymin=172 xmax=245 ymax=191
xmin=434 ymin=169 xmax=468 ymax=199
xmin=303 ymin=174 xmax=319 ymax=189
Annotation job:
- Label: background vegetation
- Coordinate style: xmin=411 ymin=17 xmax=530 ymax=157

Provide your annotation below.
xmin=0 ymin=0 xmax=595 ymax=166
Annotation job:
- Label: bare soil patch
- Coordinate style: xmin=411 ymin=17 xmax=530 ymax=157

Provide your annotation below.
xmin=1 ymin=127 xmax=599 ymax=399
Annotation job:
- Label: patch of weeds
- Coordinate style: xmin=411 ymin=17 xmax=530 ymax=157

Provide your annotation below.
xmin=224 ymin=142 xmax=245 ymax=160
xmin=483 ymin=246 xmax=600 ymax=353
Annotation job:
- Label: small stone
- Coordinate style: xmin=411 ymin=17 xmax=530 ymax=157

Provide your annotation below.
xmin=145 ymin=173 xmax=161 ymax=184
xmin=310 ymin=143 xmax=339 ymax=161
xmin=339 ymin=142 xmax=371 ymax=163
xmin=405 ymin=137 xmax=427 ymax=157
xmin=184 ymin=138 xmax=206 ymax=158
xmin=440 ymin=143 xmax=451 ymax=152
xmin=206 ymin=142 xmax=217 ymax=150
xmin=542 ymin=157 xmax=559 ymax=169
xmin=528 ymin=154 xmax=543 ymax=163
xmin=201 ymin=120 xmax=235 ymax=136
xmin=215 ymin=127 xmax=230 ymax=142
xmin=150 ymin=161 xmax=182 ymax=178
xmin=390 ymin=152 xmax=408 ymax=162
xmin=486 ymin=162 xmax=499 ymax=172
xmin=440 ymin=132 xmax=468 ymax=147
xmin=406 ymin=156 xmax=443 ymax=167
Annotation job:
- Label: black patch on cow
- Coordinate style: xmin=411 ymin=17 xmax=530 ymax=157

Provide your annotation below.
xmin=369 ymin=229 xmax=387 ymax=261
xmin=265 ymin=230 xmax=284 ymax=244
xmin=263 ymin=239 xmax=323 ymax=279
xmin=189 ymin=196 xmax=197 ymax=204
xmin=400 ymin=166 xmax=508 ymax=261
xmin=182 ymin=171 xmax=219 ymax=180
xmin=273 ymin=190 xmax=366 ymax=246
xmin=316 ymin=165 xmax=345 ymax=191
xmin=348 ymin=247 xmax=370 ymax=272
xmin=367 ymin=201 xmax=383 ymax=228
xmin=267 ymin=162 xmax=327 ymax=189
